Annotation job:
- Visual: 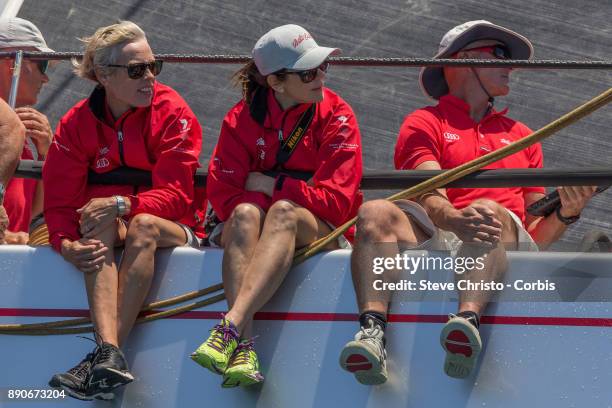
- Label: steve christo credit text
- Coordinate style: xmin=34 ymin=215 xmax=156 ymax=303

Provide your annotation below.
xmin=371 ymin=253 xmax=556 ymax=292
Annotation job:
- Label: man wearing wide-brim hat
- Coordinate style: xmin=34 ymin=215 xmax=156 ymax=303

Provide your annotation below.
xmin=340 ymin=20 xmax=596 ymax=385
xmin=0 ymin=17 xmax=55 ymax=245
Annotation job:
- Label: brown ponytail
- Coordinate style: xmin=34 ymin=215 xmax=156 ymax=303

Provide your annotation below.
xmin=231 ymin=60 xmax=268 ymax=105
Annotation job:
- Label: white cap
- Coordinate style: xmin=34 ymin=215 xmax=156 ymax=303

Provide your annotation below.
xmin=419 ymin=20 xmax=533 ymax=100
xmin=252 ymin=24 xmax=340 ymax=76
xmin=0 ymin=17 xmax=53 ymax=52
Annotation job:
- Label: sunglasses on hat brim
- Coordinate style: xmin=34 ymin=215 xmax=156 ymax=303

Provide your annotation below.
xmin=105 ymin=60 xmax=163 ymax=79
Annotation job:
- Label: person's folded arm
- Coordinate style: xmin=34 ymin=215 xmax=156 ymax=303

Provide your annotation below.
xmin=207 ymin=116 xmax=271 ymax=221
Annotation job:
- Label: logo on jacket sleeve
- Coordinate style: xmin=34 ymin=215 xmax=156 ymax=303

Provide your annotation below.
xmin=179 ymin=118 xmax=190 ymax=132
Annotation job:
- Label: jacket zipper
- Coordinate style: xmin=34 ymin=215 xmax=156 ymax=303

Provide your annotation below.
xmin=117 ymin=114 xmax=130 ymax=166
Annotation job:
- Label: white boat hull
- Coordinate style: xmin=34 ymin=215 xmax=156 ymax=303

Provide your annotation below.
xmin=1 ymin=246 xmax=612 ymax=407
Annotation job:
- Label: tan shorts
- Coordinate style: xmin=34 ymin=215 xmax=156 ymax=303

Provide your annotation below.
xmin=394 ymin=200 xmax=538 ymax=253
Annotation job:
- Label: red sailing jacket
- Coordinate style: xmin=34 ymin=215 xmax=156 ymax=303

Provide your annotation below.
xmin=43 ymin=82 xmax=204 ymax=252
xmin=207 ymin=87 xmax=363 ymax=231
xmin=5 ymin=146 xmax=37 ymax=233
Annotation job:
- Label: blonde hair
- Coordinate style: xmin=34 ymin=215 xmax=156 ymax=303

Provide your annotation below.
xmin=72 ymin=20 xmax=146 ymax=83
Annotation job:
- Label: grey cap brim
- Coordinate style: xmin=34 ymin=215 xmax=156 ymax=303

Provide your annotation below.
xmin=419 ymin=22 xmax=533 ymax=100
xmin=289 ymin=46 xmax=341 ymax=71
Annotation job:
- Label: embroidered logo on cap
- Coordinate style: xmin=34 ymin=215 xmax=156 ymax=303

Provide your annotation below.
xmin=292 ymin=32 xmax=312 ymax=48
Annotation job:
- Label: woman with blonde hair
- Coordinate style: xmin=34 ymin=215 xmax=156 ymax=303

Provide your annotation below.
xmin=191 ymin=24 xmax=362 ymax=388
xmin=44 ymin=21 xmax=204 ymax=400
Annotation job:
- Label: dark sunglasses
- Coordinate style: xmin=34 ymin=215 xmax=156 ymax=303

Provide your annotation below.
xmin=461 ymin=44 xmax=512 ymax=60
xmin=277 ymin=61 xmax=330 ymax=83
xmin=105 ymin=60 xmax=163 ymax=79
xmin=36 ymin=60 xmax=49 ymax=75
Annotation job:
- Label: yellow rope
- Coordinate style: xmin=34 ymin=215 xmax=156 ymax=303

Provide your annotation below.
xmin=2 ymin=87 xmax=610 ymax=335
xmin=28 ymin=223 xmax=49 ymax=246
xmin=0 ymin=283 xmax=223 ymax=332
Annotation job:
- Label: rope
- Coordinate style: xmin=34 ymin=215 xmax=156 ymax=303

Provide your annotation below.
xmin=28 ymin=223 xmax=49 ymax=246
xmin=2 ymin=88 xmax=609 ymax=335
xmin=0 ymin=51 xmax=609 ymax=68
xmin=0 ymin=283 xmax=224 ymax=335
xmin=2 ymin=293 xmax=226 ymax=336
xmin=294 ymin=87 xmax=612 ymax=264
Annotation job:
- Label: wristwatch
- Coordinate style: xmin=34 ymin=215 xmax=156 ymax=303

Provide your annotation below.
xmin=0 ymin=182 xmax=5 ymax=204
xmin=555 ymin=206 xmax=580 ymax=225
xmin=114 ymin=195 xmax=127 ymax=216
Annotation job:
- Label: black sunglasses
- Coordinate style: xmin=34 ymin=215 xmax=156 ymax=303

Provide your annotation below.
xmin=36 ymin=60 xmax=49 ymax=75
xmin=105 ymin=60 xmax=163 ymax=79
xmin=277 ymin=61 xmax=330 ymax=84
xmin=462 ymin=44 xmax=512 ymax=60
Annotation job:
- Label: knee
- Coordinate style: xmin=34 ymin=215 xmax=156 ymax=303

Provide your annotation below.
xmin=125 ymin=213 xmax=160 ymax=250
xmin=471 ymin=198 xmax=510 ymax=223
xmin=266 ymin=200 xmax=298 ymax=230
xmin=229 ymin=203 xmax=261 ymax=228
xmin=356 ymin=200 xmax=400 ymax=240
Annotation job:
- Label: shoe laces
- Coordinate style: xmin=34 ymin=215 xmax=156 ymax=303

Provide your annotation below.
xmin=449 ymin=312 xmax=480 ymax=329
xmin=67 ymin=352 xmax=95 ymax=380
xmin=230 ymin=339 xmax=256 ymax=367
xmin=206 ymin=318 xmax=239 ymax=354
xmin=356 ymin=320 xmax=386 ymax=355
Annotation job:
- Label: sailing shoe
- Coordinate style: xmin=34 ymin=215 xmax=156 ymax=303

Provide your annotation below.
xmin=191 ymin=317 xmax=239 ymax=375
xmin=440 ymin=313 xmax=482 ymax=379
xmin=221 ymin=339 xmax=264 ymax=388
xmin=339 ymin=319 xmax=388 ymax=385
xmin=87 ymin=342 xmax=134 ymax=398
xmin=48 ymin=352 xmax=110 ymax=401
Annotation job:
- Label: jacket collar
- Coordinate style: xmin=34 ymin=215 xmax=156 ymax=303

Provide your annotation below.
xmin=249 ymin=87 xmax=313 ymax=128
xmin=88 ymin=84 xmax=154 ymax=127
xmin=439 ymin=94 xmax=508 ymax=122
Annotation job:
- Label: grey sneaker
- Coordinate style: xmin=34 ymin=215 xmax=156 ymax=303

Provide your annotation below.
xmin=339 ymin=320 xmax=387 ymax=385
xmin=440 ymin=313 xmax=482 ymax=379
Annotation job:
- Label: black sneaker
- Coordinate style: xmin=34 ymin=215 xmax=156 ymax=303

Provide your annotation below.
xmin=87 ymin=342 xmax=134 ymax=397
xmin=48 ymin=352 xmax=115 ymax=401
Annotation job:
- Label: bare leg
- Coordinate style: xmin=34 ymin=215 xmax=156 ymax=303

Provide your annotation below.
xmin=225 ymin=200 xmax=332 ymax=334
xmin=220 ymin=203 xmax=265 ymax=339
xmin=116 ymin=214 xmax=188 ymax=346
xmin=457 ymin=199 xmax=518 ymax=316
xmin=351 ymin=200 xmax=429 ymax=316
xmin=84 ymin=220 xmax=126 ymax=346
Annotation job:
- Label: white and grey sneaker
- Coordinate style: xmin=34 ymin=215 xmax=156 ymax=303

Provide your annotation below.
xmin=339 ymin=319 xmax=388 ymax=385
xmin=440 ymin=313 xmax=482 ymax=379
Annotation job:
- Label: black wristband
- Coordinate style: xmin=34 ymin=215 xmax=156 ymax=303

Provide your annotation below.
xmin=555 ymin=206 xmax=580 ymax=225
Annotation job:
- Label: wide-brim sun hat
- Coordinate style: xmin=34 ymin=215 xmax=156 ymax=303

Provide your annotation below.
xmin=0 ymin=17 xmax=54 ymax=53
xmin=252 ymin=24 xmax=341 ymax=76
xmin=419 ymin=20 xmax=534 ymax=100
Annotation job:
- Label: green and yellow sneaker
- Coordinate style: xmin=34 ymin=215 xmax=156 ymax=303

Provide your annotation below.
xmin=190 ymin=317 xmax=239 ymax=375
xmin=221 ymin=339 xmax=264 ymax=388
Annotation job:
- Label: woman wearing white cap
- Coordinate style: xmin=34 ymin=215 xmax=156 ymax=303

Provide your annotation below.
xmin=191 ymin=24 xmax=363 ymax=387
